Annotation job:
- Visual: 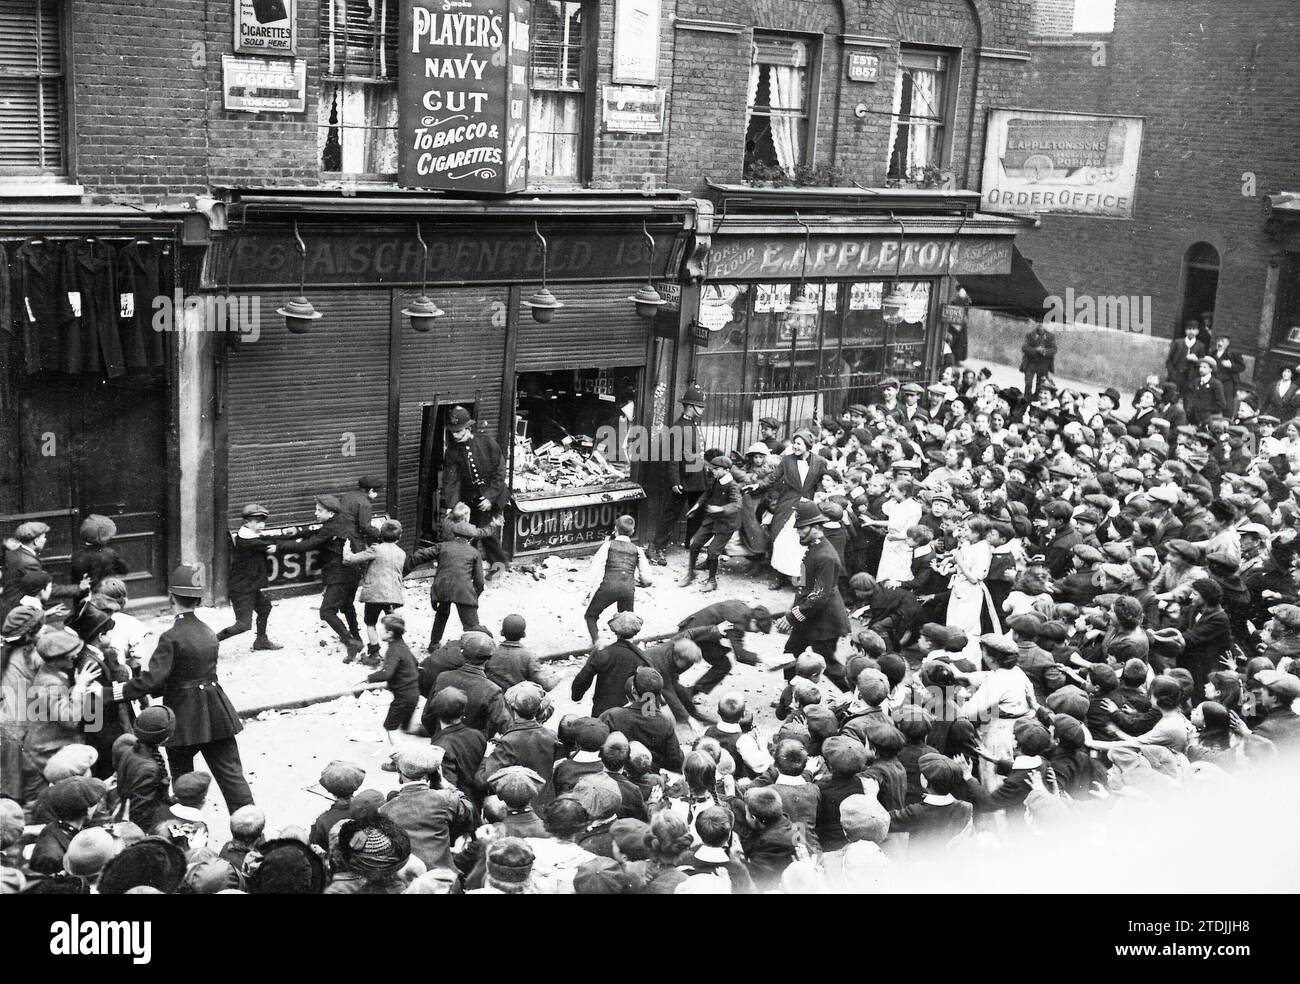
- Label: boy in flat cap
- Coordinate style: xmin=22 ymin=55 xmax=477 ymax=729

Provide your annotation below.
xmin=680 ymin=455 xmax=743 ymax=593
xmin=598 ymin=667 xmax=683 ymax=773
xmin=487 ymin=614 xmax=559 ymax=693
xmin=426 ymin=631 xmax=507 ymax=739
xmin=475 ymin=682 xmax=564 ymax=803
xmin=288 ymin=495 xmax=364 ymax=661
xmin=552 ymin=717 xmax=611 ymax=795
xmin=218 ymin=503 xmax=296 ymax=651
xmin=408 ymin=504 xmax=486 ymax=652
xmin=571 ymin=611 xmax=646 ymax=717
xmin=886 ymin=752 xmax=973 ymax=850
xmin=379 ymin=743 xmax=472 ymax=872
xmin=310 ymin=762 xmax=364 ymax=850
xmin=429 ymin=687 xmax=488 ymax=798
xmin=583 ymin=515 xmax=654 ymax=649
xmin=358 ymin=614 xmax=420 ymax=742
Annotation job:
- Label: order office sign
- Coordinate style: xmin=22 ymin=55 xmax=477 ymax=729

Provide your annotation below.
xmin=398 ymin=0 xmax=530 ymax=194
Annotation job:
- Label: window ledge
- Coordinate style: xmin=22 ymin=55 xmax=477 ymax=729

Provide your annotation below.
xmin=0 ymin=182 xmax=85 ymax=199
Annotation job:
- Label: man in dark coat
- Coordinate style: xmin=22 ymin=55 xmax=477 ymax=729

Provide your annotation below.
xmin=776 ymin=502 xmax=851 ymax=672
xmin=425 ymin=631 xmax=508 ymax=739
xmin=570 ymin=611 xmax=646 ymax=717
xmin=650 ymin=385 xmax=707 ymax=564
xmin=676 ymin=599 xmax=773 ymax=698
xmin=441 ymin=406 xmax=510 ymax=572
xmin=847 ymin=573 xmax=922 ymax=654
xmin=1166 ymin=320 xmax=1206 ymax=397
xmin=113 ymin=564 xmax=254 ymax=813
xmin=1185 ymin=358 xmax=1228 ymax=426
xmin=1020 ymin=324 xmax=1057 ymax=399
xmin=289 ymin=494 xmax=364 ymax=660
xmin=1040 ymin=501 xmax=1082 ymax=579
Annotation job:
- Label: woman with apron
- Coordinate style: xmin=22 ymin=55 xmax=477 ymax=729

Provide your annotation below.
xmin=945 ymin=516 xmax=998 ymax=665
xmin=960 ymin=633 xmax=1037 ymax=792
xmin=865 ymin=478 xmax=922 ymax=583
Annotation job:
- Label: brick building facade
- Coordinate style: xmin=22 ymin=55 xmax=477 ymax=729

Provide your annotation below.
xmin=1008 ymin=0 xmax=1300 ymax=386
xmin=3 ymin=0 xmax=1042 ymax=600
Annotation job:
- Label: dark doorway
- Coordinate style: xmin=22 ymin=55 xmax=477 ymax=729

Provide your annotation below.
xmin=1179 ymin=242 xmax=1220 ymax=340
xmin=416 ymin=401 xmax=475 ymax=545
xmin=2 ymin=375 xmax=168 ymax=601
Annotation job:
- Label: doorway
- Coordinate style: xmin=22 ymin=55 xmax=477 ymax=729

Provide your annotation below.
xmin=416 ymin=401 xmax=475 ymax=544
xmin=1179 ymin=242 xmax=1220 ymax=341
xmin=1 ymin=374 xmax=168 ymax=601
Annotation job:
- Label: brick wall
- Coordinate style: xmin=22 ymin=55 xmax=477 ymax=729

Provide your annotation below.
xmin=1032 ymin=0 xmax=1075 ymax=35
xmin=665 ymin=0 xmax=1034 ymax=193
xmin=1011 ymin=0 xmax=1300 ymax=369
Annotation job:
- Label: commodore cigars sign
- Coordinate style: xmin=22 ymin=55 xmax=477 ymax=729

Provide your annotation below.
xmin=398 ymin=0 xmax=530 ymax=193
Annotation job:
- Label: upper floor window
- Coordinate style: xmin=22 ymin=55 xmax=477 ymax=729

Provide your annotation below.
xmin=744 ymin=33 xmax=814 ymax=181
xmin=0 ymin=0 xmax=67 ymax=176
xmin=528 ymin=1 xmax=592 ymax=185
xmin=318 ymin=0 xmax=399 ymax=177
xmin=887 ymin=47 xmax=951 ymax=183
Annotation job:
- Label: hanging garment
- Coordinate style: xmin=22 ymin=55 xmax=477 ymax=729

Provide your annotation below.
xmin=73 ymin=238 xmax=124 ymax=378
xmin=116 ymin=241 xmax=168 ymax=369
xmin=13 ymin=240 xmax=76 ymax=374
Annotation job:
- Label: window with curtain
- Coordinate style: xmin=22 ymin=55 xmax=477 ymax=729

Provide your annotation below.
xmin=529 ymin=1 xmax=589 ymax=184
xmin=0 ymin=0 xmax=67 ymax=176
xmin=744 ymin=33 xmax=813 ymax=180
xmin=318 ymin=0 xmax=399 ymax=176
xmin=887 ymin=48 xmax=951 ymax=182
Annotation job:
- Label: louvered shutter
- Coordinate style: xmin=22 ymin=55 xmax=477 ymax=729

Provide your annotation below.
xmin=0 ymin=0 xmax=65 ymax=174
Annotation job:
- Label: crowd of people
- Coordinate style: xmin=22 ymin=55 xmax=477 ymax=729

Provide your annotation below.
xmin=3 ymin=335 xmax=1300 ymax=895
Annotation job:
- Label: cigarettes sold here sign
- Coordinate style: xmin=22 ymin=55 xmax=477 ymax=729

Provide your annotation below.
xmin=233 ymin=0 xmax=296 ymax=55
xmin=397 ymin=0 xmax=530 ymax=194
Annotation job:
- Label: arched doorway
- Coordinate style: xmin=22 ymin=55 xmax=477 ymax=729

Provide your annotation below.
xmin=1179 ymin=241 xmax=1220 ymax=342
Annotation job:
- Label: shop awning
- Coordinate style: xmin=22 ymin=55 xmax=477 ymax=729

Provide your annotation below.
xmin=957 ymin=245 xmax=1050 ymax=318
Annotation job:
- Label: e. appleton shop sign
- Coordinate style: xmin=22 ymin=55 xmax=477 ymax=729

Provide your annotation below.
xmin=397 ymin=0 xmax=530 ymax=194
xmin=981 ymin=109 xmax=1145 ymax=219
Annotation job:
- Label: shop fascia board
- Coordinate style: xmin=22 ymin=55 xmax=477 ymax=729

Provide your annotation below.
xmin=710 ymin=212 xmax=1028 ymax=238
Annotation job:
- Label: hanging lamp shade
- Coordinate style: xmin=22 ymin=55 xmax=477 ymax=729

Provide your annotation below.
xmin=402 ymin=294 xmax=445 ymax=333
xmin=277 ymin=295 xmax=323 ymax=334
xmin=629 ymin=283 xmax=668 ymax=319
xmin=524 ymin=287 xmax=564 ymax=323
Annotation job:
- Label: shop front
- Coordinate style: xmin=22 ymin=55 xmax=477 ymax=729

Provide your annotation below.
xmin=205 ymin=193 xmax=701 ymax=599
xmin=0 ymin=204 xmax=200 ymax=606
xmin=690 ymin=186 xmax=1025 ymax=453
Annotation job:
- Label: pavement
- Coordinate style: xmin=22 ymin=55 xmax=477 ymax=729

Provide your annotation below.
xmin=154 ymin=545 xmax=805 ymax=848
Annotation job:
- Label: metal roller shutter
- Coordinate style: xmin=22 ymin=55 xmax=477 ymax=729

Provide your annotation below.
xmin=226 ymin=289 xmax=392 ymax=526
xmin=396 ymin=286 xmax=510 ymax=539
xmin=514 ymin=282 xmax=651 ymax=371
